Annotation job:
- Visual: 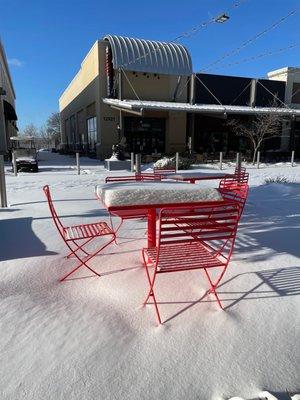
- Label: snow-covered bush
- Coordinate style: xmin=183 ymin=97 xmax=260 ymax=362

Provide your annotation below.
xmin=154 ymin=156 xmax=192 ymax=170
xmin=265 ymin=176 xmax=290 ymax=184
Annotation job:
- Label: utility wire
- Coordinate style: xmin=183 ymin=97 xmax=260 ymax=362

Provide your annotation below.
xmin=204 ymin=43 xmax=300 ymax=71
xmin=122 ymin=0 xmax=247 ymax=69
xmin=201 ymin=8 xmax=299 ymax=72
xmin=173 ymin=0 xmax=247 ymax=41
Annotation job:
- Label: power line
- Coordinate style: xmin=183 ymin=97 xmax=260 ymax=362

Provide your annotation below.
xmin=173 ymin=0 xmax=247 ymax=41
xmin=122 ymin=0 xmax=247 ymax=69
xmin=201 ymin=8 xmax=299 ymax=72
xmin=204 ymin=43 xmax=300 ymax=71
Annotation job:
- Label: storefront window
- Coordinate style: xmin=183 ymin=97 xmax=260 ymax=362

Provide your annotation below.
xmin=87 ymin=117 xmax=97 ymax=150
xmin=124 ymin=117 xmax=165 ymax=154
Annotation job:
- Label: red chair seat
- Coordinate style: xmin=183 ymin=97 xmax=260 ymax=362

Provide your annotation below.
xmin=144 ymin=242 xmax=226 ymax=272
xmin=64 ymin=222 xmax=113 ymax=241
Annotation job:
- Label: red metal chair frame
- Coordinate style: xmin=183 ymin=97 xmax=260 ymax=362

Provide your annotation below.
xmin=219 ymin=172 xmax=249 ymax=190
xmin=141 ymin=202 xmax=240 ymax=324
xmin=43 ymin=185 xmax=115 ymax=281
xmin=153 ymin=167 xmax=176 ymax=175
xmin=105 ymin=175 xmax=141 ymax=183
xmin=105 ymin=174 xmax=162 ymax=183
xmin=219 ymin=184 xmax=249 ymax=219
xmin=219 ymin=171 xmax=249 ymax=219
xmin=234 ymin=166 xmax=247 ymax=175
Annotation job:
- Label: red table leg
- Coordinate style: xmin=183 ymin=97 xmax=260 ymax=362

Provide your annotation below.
xmin=147 ymin=208 xmax=156 ymax=248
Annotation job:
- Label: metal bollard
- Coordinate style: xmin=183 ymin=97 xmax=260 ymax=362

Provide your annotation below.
xmin=236 ymin=152 xmax=241 ymax=172
xmin=12 ymin=151 xmax=17 ymax=176
xmin=0 ymin=155 xmax=8 ymax=207
xmin=135 ymin=153 xmax=141 ymax=174
xmin=291 ymin=150 xmax=295 ymax=167
xmin=175 ymin=152 xmax=179 ymax=171
xmin=131 ymin=152 xmax=135 ymax=172
xmin=257 ymin=151 xmax=260 ymax=169
xmin=219 ymin=152 xmax=223 ymax=170
xmin=76 ymin=152 xmax=80 ymax=175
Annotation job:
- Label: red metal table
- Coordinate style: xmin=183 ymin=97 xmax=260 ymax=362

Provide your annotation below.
xmin=164 ymin=172 xmax=234 ymax=184
xmin=96 ymin=182 xmax=224 ymax=248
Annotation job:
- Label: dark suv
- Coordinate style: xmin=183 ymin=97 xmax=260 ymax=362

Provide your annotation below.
xmin=13 ymin=148 xmax=39 ymax=172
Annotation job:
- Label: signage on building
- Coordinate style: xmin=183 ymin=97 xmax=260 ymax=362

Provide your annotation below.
xmin=103 ymin=116 xmax=116 ymax=122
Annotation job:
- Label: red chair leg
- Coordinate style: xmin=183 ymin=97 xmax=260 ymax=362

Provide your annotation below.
xmin=109 ymin=214 xmax=123 ymax=245
xmin=61 ymin=234 xmax=115 ymax=282
xmin=204 ymin=268 xmax=224 ymax=310
xmin=66 ymin=237 xmax=94 ymax=258
xmin=142 ymin=251 xmax=162 ymax=324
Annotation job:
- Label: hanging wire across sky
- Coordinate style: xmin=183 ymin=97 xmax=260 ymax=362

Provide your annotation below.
xmin=122 ymin=0 xmax=248 ymax=69
xmin=204 ymin=43 xmax=300 ymax=72
xmin=201 ymin=8 xmax=299 ymax=72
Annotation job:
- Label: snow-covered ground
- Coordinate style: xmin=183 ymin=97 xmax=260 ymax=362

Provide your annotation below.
xmin=0 ymin=152 xmax=299 ymax=400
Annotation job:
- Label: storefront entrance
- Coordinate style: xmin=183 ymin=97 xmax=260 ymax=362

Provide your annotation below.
xmin=124 ymin=117 xmax=166 ymax=154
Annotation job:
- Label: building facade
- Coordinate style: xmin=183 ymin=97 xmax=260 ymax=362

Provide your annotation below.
xmin=59 ymin=34 xmax=300 ymax=160
xmin=59 ymin=36 xmax=191 ymax=160
xmin=0 ymin=40 xmax=18 ymax=155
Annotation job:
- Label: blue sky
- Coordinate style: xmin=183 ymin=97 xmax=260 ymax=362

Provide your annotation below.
xmin=1 ymin=0 xmax=300 ymax=130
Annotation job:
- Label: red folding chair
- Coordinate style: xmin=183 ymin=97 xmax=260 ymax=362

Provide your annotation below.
xmin=142 ymin=202 xmax=240 ymax=324
xmin=105 ymin=175 xmax=141 ymax=183
xmin=105 ymin=174 xmax=161 ymax=183
xmin=219 ymin=172 xmax=249 ymax=191
xmin=234 ymin=166 xmax=247 ymax=175
xmin=219 ymin=183 xmax=249 ymax=219
xmin=43 ymin=185 xmax=115 ymax=281
xmin=153 ymin=166 xmax=176 ymax=175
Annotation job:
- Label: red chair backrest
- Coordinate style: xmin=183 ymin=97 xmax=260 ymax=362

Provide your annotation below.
xmin=43 ymin=185 xmax=65 ymax=235
xmin=105 ymin=175 xmax=140 ymax=183
xmin=220 ymin=184 xmax=249 ymax=218
xmin=105 ymin=174 xmax=162 ymax=183
xmin=219 ymin=172 xmax=249 ymax=190
xmin=153 ymin=167 xmax=176 ymax=174
xmin=157 ymin=203 xmax=239 ymax=265
xmin=137 ymin=173 xmax=162 ymax=181
xmin=234 ymin=166 xmax=247 ymax=175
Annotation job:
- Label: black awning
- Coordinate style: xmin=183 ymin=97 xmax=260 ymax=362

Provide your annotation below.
xmin=3 ymin=100 xmax=18 ymax=121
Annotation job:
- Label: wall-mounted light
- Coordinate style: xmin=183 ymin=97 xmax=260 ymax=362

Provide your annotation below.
xmin=215 ymin=14 xmax=230 ymax=23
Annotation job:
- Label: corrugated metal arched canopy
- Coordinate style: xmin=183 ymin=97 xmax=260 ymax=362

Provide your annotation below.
xmin=103 ymin=34 xmax=192 ymax=76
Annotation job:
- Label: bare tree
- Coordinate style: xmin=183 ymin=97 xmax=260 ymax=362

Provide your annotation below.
xmin=227 ymin=109 xmax=289 ymax=164
xmin=21 ymin=123 xmax=39 ymax=138
xmin=46 ymin=112 xmax=61 ymax=145
xmin=39 ymin=125 xmax=53 ymax=149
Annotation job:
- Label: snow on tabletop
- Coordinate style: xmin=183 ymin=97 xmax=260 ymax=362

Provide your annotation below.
xmin=96 ymin=181 xmax=222 ymax=207
xmin=1 ymin=152 xmax=299 ymax=400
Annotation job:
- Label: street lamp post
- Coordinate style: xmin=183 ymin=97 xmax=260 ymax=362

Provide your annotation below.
xmin=0 ymin=87 xmax=8 ymax=207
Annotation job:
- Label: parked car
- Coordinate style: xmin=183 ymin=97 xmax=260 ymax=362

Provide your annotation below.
xmin=13 ymin=148 xmax=39 ymax=172
xmin=10 ymin=136 xmax=39 ymax=172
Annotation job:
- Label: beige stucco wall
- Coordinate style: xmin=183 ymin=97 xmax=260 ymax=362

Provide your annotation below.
xmin=59 ymin=39 xmax=189 ymax=159
xmin=268 ymin=67 xmax=300 ymax=108
xmin=59 ymin=41 xmax=100 ymax=111
xmin=268 ymin=67 xmax=300 ymax=150
xmin=59 ymin=41 xmax=101 ymax=148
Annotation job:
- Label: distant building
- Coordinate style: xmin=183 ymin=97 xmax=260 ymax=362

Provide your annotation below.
xmin=268 ymin=67 xmax=300 ymax=154
xmin=59 ymin=34 xmax=300 ymax=160
xmin=0 ymin=40 xmax=18 ymax=155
